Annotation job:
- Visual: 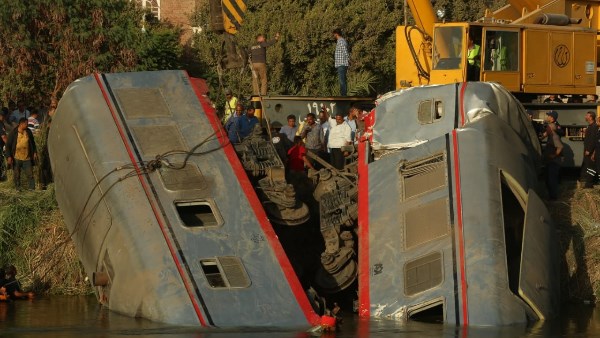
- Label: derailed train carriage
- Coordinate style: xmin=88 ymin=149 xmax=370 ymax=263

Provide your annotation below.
xmin=357 ymin=82 xmax=559 ymax=326
xmin=48 ymin=70 xmax=558 ymax=328
xmin=48 ymin=71 xmax=321 ymax=327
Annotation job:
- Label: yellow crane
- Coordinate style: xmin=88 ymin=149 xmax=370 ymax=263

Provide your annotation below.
xmin=397 ymin=0 xmax=600 ymax=167
xmin=397 ymin=0 xmax=599 ymax=96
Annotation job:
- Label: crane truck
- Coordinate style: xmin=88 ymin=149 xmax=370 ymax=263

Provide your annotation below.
xmin=398 ymin=0 xmax=600 ymax=166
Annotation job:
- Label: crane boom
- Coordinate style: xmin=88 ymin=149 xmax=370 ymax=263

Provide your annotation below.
xmin=405 ymin=0 xmax=437 ymax=38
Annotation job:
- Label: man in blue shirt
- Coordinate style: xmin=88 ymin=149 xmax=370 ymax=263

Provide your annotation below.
xmin=239 ymin=107 xmax=260 ymax=139
xmin=333 ymin=29 xmax=350 ymax=96
xmin=225 ymin=104 xmax=245 ymax=143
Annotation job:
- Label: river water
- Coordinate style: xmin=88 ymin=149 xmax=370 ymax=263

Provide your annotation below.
xmin=0 ymin=296 xmax=598 ymax=337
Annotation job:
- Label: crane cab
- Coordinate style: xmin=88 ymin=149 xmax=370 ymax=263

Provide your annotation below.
xmin=398 ymin=22 xmax=597 ymax=95
xmin=429 ymin=23 xmax=523 ymax=92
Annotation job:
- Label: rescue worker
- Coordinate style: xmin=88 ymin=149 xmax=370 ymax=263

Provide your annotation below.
xmin=581 ymin=111 xmax=597 ymax=188
xmin=225 ymin=104 xmax=244 ymax=143
xmin=491 ymin=36 xmax=509 ymax=71
xmin=250 ymin=33 xmax=280 ymax=96
xmin=466 ymin=36 xmax=480 ymax=81
xmin=222 ymin=89 xmax=238 ymax=124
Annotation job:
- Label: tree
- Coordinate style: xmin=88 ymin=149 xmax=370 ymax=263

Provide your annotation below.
xmin=190 ymin=0 xmax=405 ymax=100
xmin=190 ymin=0 xmax=507 ymax=101
xmin=0 ymin=0 xmax=182 ymax=108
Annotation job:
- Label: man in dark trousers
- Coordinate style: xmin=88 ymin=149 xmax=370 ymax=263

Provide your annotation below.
xmin=6 ymin=118 xmax=38 ymax=190
xmin=581 ymin=111 xmax=598 ymax=188
xmin=250 ymin=33 xmax=280 ymax=96
xmin=333 ymin=29 xmax=350 ymax=96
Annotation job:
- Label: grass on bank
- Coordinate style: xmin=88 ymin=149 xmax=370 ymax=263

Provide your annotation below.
xmin=551 ymin=181 xmax=600 ymax=303
xmin=0 ymin=179 xmax=92 ymax=295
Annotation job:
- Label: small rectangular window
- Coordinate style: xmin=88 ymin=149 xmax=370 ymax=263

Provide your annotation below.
xmin=400 ymin=153 xmax=447 ymax=200
xmin=418 ymin=100 xmax=444 ymax=124
xmin=176 ymin=201 xmax=219 ymax=227
xmin=200 ymin=260 xmax=227 ymax=288
xmin=418 ymin=100 xmax=433 ymax=124
xmin=200 ymin=257 xmax=251 ymax=289
xmin=434 ymin=100 xmax=444 ymax=120
xmin=408 ymin=299 xmax=444 ymax=323
xmin=404 ymin=199 xmax=450 ymax=249
xmin=404 ymin=252 xmax=443 ymax=296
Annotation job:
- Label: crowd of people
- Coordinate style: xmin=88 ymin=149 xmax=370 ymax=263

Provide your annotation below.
xmin=222 ymin=96 xmax=365 ymax=173
xmin=536 ymin=105 xmax=600 ymax=201
xmin=0 ymin=101 xmax=53 ymax=191
xmin=0 ymin=265 xmax=34 ymax=301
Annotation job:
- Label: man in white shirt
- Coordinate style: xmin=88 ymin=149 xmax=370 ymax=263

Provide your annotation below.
xmin=328 ymin=112 xmax=352 ymax=170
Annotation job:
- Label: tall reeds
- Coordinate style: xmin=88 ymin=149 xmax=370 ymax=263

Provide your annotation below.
xmin=0 ymin=181 xmax=91 ymax=295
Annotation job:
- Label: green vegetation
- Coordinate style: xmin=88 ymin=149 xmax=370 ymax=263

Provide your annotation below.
xmin=0 ymin=181 xmax=91 ymax=295
xmin=189 ymin=0 xmax=507 ymax=104
xmin=0 ymin=0 xmax=182 ymax=108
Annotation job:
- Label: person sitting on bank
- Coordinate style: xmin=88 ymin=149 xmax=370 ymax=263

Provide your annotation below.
xmin=2 ymin=265 xmax=34 ymax=300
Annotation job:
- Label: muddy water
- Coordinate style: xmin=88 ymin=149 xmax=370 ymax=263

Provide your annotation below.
xmin=0 ymin=296 xmax=598 ymax=337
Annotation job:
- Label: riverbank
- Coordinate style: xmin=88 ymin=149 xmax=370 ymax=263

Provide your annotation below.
xmin=0 ymin=178 xmax=598 ymax=302
xmin=554 ymin=181 xmax=600 ymax=303
xmin=0 ymin=181 xmax=91 ymax=295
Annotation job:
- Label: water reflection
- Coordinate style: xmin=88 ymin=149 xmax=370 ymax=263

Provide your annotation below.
xmin=0 ymin=296 xmax=597 ymax=337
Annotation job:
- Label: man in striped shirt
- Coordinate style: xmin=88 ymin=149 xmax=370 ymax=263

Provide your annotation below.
xmin=333 ymin=29 xmax=350 ymax=96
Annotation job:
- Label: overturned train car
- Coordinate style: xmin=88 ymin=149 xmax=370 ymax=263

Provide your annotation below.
xmin=48 ymin=71 xmax=320 ymax=327
xmin=358 ymin=82 xmax=559 ymax=326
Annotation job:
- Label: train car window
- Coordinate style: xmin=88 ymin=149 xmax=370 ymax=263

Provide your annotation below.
xmin=176 ymin=201 xmax=221 ymax=227
xmin=200 ymin=257 xmax=251 ymax=289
